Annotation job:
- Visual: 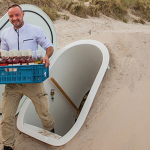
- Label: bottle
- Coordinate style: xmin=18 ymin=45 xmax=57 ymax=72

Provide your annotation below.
xmin=26 ymin=49 xmax=34 ymax=65
xmin=0 ymin=50 xmax=7 ymax=66
xmin=5 ymin=51 xmax=9 ymax=62
xmin=5 ymin=51 xmax=9 ymax=71
xmin=18 ymin=50 xmax=22 ymax=61
xmin=1 ymin=50 xmax=5 ymax=61
xmin=25 ymin=50 xmax=29 ymax=60
xmin=32 ymin=51 xmax=36 ymax=62
xmin=34 ymin=50 xmax=43 ymax=64
xmin=0 ymin=56 xmax=5 ymax=66
xmin=12 ymin=50 xmax=20 ymax=71
xmin=7 ymin=50 xmax=13 ymax=71
xmin=20 ymin=50 xmax=27 ymax=65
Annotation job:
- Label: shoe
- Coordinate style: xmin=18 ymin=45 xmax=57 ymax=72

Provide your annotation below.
xmin=51 ymin=128 xmax=55 ymax=133
xmin=3 ymin=146 xmax=13 ymax=150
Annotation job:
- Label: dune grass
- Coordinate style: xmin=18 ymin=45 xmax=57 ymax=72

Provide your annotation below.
xmin=1 ymin=0 xmax=60 ymax=21
xmin=55 ymin=0 xmax=150 ymax=23
xmin=1 ymin=0 xmax=150 ymax=23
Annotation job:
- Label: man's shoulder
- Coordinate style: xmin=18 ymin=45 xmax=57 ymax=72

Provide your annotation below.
xmin=26 ymin=23 xmax=42 ymax=31
xmin=2 ymin=26 xmax=13 ymax=34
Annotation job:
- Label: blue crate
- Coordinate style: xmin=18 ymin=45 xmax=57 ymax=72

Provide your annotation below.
xmin=0 ymin=64 xmax=49 ymax=84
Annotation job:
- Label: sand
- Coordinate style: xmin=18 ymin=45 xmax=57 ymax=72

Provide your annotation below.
xmin=1 ymin=10 xmax=150 ymax=150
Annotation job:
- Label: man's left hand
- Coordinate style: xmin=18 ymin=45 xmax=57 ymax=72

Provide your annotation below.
xmin=43 ymin=55 xmax=50 ymax=68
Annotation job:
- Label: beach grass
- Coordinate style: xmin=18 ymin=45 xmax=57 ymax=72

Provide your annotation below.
xmin=1 ymin=0 xmax=150 ymax=23
xmin=55 ymin=0 xmax=150 ymax=23
xmin=1 ymin=0 xmax=60 ymax=21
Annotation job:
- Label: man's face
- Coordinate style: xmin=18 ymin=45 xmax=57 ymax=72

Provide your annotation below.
xmin=8 ymin=6 xmax=24 ymax=29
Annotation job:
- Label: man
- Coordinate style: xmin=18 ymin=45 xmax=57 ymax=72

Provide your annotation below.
xmin=1 ymin=4 xmax=55 ymax=150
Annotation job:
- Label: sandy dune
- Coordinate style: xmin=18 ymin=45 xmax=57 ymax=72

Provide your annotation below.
xmin=1 ymin=11 xmax=150 ymax=150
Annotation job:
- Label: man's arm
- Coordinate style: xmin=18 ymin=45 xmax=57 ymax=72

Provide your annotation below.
xmin=42 ymin=46 xmax=54 ymax=68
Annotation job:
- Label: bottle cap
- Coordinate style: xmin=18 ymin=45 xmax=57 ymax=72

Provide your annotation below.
xmin=25 ymin=50 xmax=28 ymax=56
xmin=10 ymin=50 xmax=14 ymax=57
xmin=27 ymin=49 xmax=32 ymax=56
xmin=16 ymin=50 xmax=19 ymax=57
xmin=21 ymin=50 xmax=25 ymax=57
xmin=1 ymin=50 xmax=6 ymax=57
xmin=5 ymin=51 xmax=9 ymax=58
xmin=18 ymin=51 xmax=21 ymax=57
xmin=8 ymin=51 xmax=11 ymax=57
xmin=13 ymin=50 xmax=17 ymax=57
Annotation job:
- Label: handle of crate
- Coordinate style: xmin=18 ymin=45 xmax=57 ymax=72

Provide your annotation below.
xmin=50 ymin=77 xmax=80 ymax=113
xmin=1 ymin=66 xmax=19 ymax=72
xmin=1 ymin=65 xmax=21 ymax=68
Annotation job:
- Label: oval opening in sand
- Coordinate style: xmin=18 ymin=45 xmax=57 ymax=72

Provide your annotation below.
xmin=17 ymin=40 xmax=109 ymax=146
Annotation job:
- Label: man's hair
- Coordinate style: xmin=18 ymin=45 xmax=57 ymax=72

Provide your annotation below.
xmin=8 ymin=4 xmax=23 ymax=11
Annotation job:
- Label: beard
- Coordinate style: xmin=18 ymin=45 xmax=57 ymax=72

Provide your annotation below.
xmin=12 ymin=19 xmax=24 ymax=29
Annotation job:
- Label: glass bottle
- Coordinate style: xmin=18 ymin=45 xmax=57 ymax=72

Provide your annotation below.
xmin=13 ymin=50 xmax=20 ymax=65
xmin=25 ymin=50 xmax=29 ymax=60
xmin=32 ymin=51 xmax=36 ymax=63
xmin=7 ymin=50 xmax=13 ymax=71
xmin=5 ymin=51 xmax=9 ymax=71
xmin=34 ymin=50 xmax=43 ymax=64
xmin=27 ymin=49 xmax=35 ymax=65
xmin=20 ymin=50 xmax=27 ymax=65
xmin=18 ymin=50 xmax=22 ymax=61
xmin=0 ymin=50 xmax=7 ymax=66
xmin=5 ymin=51 xmax=9 ymax=62
xmin=12 ymin=50 xmax=20 ymax=71
xmin=0 ymin=56 xmax=5 ymax=66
